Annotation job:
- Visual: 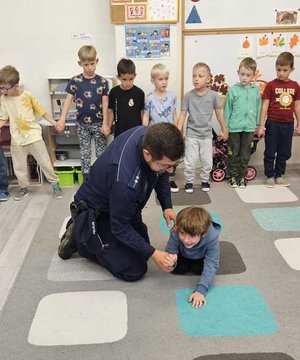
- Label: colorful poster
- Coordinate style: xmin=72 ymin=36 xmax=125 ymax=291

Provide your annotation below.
xmin=125 ymin=25 xmax=170 ymax=59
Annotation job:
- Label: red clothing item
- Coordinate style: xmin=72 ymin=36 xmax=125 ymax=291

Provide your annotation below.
xmin=262 ymin=78 xmax=300 ymax=122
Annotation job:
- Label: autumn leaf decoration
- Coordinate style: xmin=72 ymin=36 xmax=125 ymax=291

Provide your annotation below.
xmin=242 ymin=37 xmax=250 ymax=48
xmin=273 ymin=35 xmax=285 ymax=47
xmin=209 ymin=74 xmax=229 ymax=96
xmin=259 ymin=35 xmax=269 ymax=46
xmin=289 ymin=34 xmax=299 ymax=49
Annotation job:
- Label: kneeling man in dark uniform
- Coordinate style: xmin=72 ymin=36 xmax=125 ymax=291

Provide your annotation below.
xmin=58 ymin=123 xmax=185 ymax=281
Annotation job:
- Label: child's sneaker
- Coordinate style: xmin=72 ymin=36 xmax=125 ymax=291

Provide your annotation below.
xmin=52 ymin=183 xmax=63 ymax=199
xmin=239 ymin=178 xmax=247 ymax=189
xmin=201 ymin=182 xmax=210 ymax=192
xmin=275 ymin=176 xmax=290 ymax=187
xmin=170 ymin=180 xmax=179 ymax=193
xmin=266 ymin=177 xmax=275 ymax=188
xmin=14 ymin=187 xmax=29 ymax=201
xmin=228 ymin=177 xmax=238 ymax=188
xmin=0 ymin=190 xmax=9 ymax=202
xmin=184 ymin=183 xmax=194 ymax=193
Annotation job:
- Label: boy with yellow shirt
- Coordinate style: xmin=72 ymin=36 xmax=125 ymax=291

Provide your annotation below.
xmin=0 ymin=65 xmax=62 ymax=200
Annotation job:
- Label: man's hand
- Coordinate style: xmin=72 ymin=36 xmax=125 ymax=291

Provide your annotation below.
xmin=189 ymin=291 xmax=206 ymax=308
xmin=151 ymin=250 xmax=176 ymax=272
xmin=163 ymin=208 xmax=176 ymax=229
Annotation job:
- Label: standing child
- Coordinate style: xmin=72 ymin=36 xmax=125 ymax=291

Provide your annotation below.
xmin=57 ymin=45 xmax=109 ymax=177
xmin=102 ymin=58 xmax=144 ymax=138
xmin=143 ymin=63 xmax=179 ymax=192
xmin=165 ymin=206 xmax=220 ymax=308
xmin=223 ymin=57 xmax=261 ymax=189
xmin=257 ymin=52 xmax=300 ymax=187
xmin=0 ymin=65 xmax=62 ymax=201
xmin=177 ymin=62 xmax=228 ymax=193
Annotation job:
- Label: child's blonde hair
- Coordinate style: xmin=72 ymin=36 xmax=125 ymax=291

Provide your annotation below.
xmin=239 ymin=57 xmax=257 ymax=73
xmin=78 ymin=45 xmax=97 ymax=62
xmin=176 ymin=206 xmax=212 ymax=237
xmin=276 ymin=52 xmax=294 ymax=68
xmin=151 ymin=63 xmax=169 ymax=81
xmin=193 ymin=62 xmax=212 ymax=77
xmin=0 ymin=65 xmax=20 ymax=86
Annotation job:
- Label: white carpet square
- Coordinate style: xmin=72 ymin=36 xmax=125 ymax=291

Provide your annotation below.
xmin=275 ymin=238 xmax=300 ymax=270
xmin=235 ymin=185 xmax=298 ymax=203
xmin=28 ymin=291 xmax=127 ymax=345
xmin=47 ymin=253 xmax=115 ymax=281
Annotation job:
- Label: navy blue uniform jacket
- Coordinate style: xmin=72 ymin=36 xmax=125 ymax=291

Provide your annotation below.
xmin=74 ymin=126 xmax=172 ymax=258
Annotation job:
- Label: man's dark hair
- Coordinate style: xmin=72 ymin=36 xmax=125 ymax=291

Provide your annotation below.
xmin=117 ymin=58 xmax=136 ymax=76
xmin=143 ymin=123 xmax=185 ymax=161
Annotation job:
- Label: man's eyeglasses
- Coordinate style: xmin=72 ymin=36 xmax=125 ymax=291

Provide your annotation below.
xmin=155 ymin=159 xmax=183 ymax=172
xmin=0 ymin=84 xmax=16 ymax=92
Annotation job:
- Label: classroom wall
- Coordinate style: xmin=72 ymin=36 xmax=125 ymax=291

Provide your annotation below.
xmin=0 ymin=0 xmax=116 ymax=111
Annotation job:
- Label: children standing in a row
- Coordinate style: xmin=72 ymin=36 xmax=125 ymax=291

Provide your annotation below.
xmin=0 ymin=65 xmax=63 ymax=200
xmin=177 ymin=62 xmax=228 ymax=193
xmin=223 ymin=57 xmax=261 ymax=189
xmin=143 ymin=63 xmax=180 ymax=192
xmin=57 ymin=45 xmax=109 ymax=178
xmin=258 ymin=51 xmax=300 ymax=187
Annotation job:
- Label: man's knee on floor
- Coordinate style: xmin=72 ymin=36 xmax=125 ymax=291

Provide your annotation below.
xmin=117 ymin=261 xmax=148 ymax=282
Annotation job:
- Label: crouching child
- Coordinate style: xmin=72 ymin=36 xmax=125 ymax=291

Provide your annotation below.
xmin=165 ymin=206 xmax=220 ymax=308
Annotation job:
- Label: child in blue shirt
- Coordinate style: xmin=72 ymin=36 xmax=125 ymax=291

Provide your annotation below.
xmin=143 ymin=63 xmax=179 ymax=192
xmin=165 ymin=206 xmax=220 ymax=308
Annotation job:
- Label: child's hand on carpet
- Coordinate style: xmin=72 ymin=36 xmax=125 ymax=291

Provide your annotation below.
xmin=189 ymin=291 xmax=206 ymax=308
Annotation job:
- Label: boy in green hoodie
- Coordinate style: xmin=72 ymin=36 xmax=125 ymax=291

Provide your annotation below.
xmin=223 ymin=57 xmax=261 ymax=188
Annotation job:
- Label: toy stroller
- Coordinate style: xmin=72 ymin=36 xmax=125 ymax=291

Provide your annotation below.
xmin=211 ymin=129 xmax=259 ymax=182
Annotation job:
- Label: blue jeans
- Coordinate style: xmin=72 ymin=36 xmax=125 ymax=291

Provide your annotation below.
xmin=0 ymin=144 xmax=9 ymax=192
xmin=264 ymin=119 xmax=294 ymax=178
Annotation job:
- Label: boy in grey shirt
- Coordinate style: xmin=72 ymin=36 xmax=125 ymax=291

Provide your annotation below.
xmin=177 ymin=62 xmax=228 ymax=192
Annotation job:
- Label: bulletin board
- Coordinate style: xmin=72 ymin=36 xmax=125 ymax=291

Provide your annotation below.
xmin=183 ymin=32 xmax=300 ymax=97
xmin=110 ymin=0 xmax=179 ymax=24
xmin=184 ymin=0 xmax=300 ymax=32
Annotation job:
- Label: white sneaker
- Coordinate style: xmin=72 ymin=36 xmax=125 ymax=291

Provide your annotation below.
xmin=266 ymin=177 xmax=275 ymax=188
xmin=275 ymin=176 xmax=290 ymax=187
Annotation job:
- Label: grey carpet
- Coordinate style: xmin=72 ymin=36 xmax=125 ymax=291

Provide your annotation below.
xmin=1 ymin=180 xmax=300 ymax=359
xmin=217 ymin=241 xmax=246 ymax=274
xmin=155 ymin=188 xmax=211 ymax=206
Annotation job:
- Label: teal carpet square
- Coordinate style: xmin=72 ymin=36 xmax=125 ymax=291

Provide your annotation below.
xmin=160 ymin=210 xmax=224 ymax=236
xmin=252 ymin=207 xmax=300 ymax=231
xmin=176 ymin=285 xmax=277 ymax=337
